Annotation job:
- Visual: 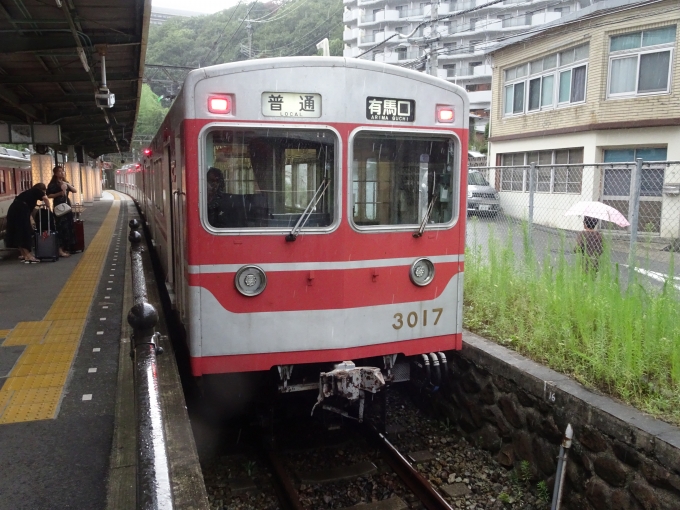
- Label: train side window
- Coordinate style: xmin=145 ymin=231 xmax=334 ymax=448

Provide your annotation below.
xmin=351 ymin=132 xmax=458 ymax=228
xmin=0 ymin=170 xmax=5 ymax=194
xmin=204 ymin=128 xmax=337 ymax=230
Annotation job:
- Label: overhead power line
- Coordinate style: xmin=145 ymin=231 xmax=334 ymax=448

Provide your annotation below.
xmin=212 ymin=1 xmax=258 ymax=65
xmin=249 ymin=0 xmax=313 ymax=23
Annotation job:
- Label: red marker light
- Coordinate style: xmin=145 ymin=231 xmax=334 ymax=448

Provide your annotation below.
xmin=436 ymin=105 xmax=455 ymax=123
xmin=143 ymin=148 xmax=152 ymax=157
xmin=208 ymin=95 xmax=231 ymax=114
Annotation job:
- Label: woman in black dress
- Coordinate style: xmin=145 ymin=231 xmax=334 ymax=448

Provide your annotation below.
xmin=46 ymin=165 xmax=77 ymax=258
xmin=5 ymin=183 xmax=50 ymax=263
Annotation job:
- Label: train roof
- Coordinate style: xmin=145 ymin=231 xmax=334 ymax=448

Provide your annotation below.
xmin=192 ymin=57 xmax=467 ymax=95
xmin=159 ymin=56 xmax=469 ymax=133
xmin=0 ymin=146 xmax=31 ymax=167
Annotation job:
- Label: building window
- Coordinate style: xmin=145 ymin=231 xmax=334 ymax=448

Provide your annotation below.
xmin=602 ymin=147 xmax=666 ymax=233
xmin=608 ymin=26 xmax=676 ymax=97
xmin=444 ymin=63 xmax=456 ymax=77
xmin=500 ymin=148 xmax=583 ymax=193
xmin=504 ymin=44 xmax=588 ymax=116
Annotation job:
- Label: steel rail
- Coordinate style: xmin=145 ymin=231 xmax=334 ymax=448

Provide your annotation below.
xmin=128 ymin=219 xmax=173 ymax=510
xmin=265 ymin=449 xmax=304 ymax=510
xmin=364 ymin=423 xmax=454 ymax=510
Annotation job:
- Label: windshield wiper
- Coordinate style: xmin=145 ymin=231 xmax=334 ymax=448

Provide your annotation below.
xmin=413 ymin=195 xmax=437 ymax=238
xmin=286 ymin=178 xmax=330 ymax=242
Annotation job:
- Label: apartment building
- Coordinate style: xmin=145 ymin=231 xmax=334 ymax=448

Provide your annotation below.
xmin=343 ymin=0 xmax=583 ymax=122
xmin=150 ymin=6 xmax=205 ymax=26
xmin=487 ymin=0 xmax=680 ymax=237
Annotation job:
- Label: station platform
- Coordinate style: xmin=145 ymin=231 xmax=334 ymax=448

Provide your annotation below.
xmin=0 ymin=192 xmax=207 ymax=509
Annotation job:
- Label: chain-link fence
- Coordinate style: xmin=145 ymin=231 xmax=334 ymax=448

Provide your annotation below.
xmin=466 ymin=160 xmax=680 ymax=288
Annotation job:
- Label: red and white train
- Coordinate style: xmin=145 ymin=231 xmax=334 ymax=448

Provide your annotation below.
xmin=0 ymin=148 xmax=33 ymax=242
xmin=118 ymin=57 xmax=469 ymax=414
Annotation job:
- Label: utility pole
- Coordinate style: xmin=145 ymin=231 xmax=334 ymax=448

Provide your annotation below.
xmin=246 ymin=18 xmax=253 ymax=59
xmin=429 ymin=1 xmax=439 ymax=76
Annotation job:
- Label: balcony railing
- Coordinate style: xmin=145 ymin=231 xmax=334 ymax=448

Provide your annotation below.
xmin=502 ymin=17 xmax=530 ymax=28
xmin=343 ymin=29 xmax=359 ymax=42
xmin=343 ymin=10 xmax=358 ymax=22
xmin=397 ymin=7 xmax=424 ymax=18
xmin=438 ymin=64 xmax=492 ymax=79
xmin=397 ymin=49 xmax=421 ymax=60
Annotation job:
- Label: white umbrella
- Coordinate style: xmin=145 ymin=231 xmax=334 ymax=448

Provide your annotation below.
xmin=564 ymin=201 xmax=630 ymax=227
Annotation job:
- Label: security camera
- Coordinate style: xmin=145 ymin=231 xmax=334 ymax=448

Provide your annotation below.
xmin=95 ymin=87 xmax=115 ymax=108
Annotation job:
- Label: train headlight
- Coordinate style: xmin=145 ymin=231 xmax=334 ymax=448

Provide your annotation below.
xmin=208 ymin=95 xmax=232 ymax=114
xmin=410 ymin=258 xmax=435 ymax=286
xmin=234 ymin=265 xmax=267 ymax=296
xmin=436 ymin=105 xmax=455 ymax=123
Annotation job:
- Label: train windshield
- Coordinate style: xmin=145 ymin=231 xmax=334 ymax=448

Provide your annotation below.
xmin=204 ymin=128 xmax=336 ymax=230
xmin=351 ymin=132 xmax=457 ymax=228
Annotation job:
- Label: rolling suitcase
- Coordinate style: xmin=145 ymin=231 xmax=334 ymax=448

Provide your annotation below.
xmin=73 ymin=219 xmax=85 ymax=253
xmin=34 ymin=206 xmax=59 ymax=262
xmin=35 ymin=206 xmax=56 ymax=233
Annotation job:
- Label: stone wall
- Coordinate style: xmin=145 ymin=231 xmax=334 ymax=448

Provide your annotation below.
xmin=436 ymin=331 xmax=680 ymax=509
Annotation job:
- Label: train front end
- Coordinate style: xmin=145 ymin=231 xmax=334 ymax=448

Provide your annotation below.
xmin=183 ymin=58 xmax=469 ymax=413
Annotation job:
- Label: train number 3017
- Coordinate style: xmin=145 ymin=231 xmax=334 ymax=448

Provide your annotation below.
xmin=392 ymin=308 xmax=443 ymax=329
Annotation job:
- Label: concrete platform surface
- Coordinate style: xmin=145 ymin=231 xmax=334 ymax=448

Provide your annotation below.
xmin=0 ymin=193 xmax=127 ymax=509
xmin=0 ymin=191 xmax=209 ymax=509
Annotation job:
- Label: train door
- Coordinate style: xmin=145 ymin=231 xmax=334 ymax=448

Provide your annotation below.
xmin=170 ymin=135 xmax=187 ymax=318
xmin=161 ymin=144 xmax=174 ymax=300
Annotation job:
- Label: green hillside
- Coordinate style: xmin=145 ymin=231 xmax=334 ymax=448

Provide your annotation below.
xmin=145 ymin=0 xmax=344 ymax=100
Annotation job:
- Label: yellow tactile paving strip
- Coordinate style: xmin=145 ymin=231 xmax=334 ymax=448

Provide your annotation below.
xmin=0 ymin=193 xmax=122 ymax=424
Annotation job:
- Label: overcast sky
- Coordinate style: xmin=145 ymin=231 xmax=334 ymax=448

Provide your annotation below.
xmin=152 ymin=0 xmax=243 ymax=14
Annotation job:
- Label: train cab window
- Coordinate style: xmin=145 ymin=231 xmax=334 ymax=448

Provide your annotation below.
xmin=204 ymin=128 xmax=336 ymax=230
xmin=351 ymin=132 xmax=457 ymax=228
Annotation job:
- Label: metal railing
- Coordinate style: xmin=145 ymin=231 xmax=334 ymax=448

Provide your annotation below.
xmin=468 ymin=161 xmax=680 ymax=280
xmin=127 ymin=219 xmax=173 ymax=510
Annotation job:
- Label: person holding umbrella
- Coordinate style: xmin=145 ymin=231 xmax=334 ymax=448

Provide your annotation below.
xmin=575 ymin=216 xmax=603 ymax=272
xmin=565 ymin=201 xmax=631 ymax=273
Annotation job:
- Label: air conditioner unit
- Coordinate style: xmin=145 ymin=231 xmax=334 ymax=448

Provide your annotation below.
xmin=95 ymin=87 xmax=115 ymax=108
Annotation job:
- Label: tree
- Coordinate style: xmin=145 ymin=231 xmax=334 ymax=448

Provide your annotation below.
xmin=134 ymin=84 xmax=168 ymax=142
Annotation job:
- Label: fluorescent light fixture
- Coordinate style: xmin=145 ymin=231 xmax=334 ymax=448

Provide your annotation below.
xmin=77 ymin=47 xmax=89 ymax=72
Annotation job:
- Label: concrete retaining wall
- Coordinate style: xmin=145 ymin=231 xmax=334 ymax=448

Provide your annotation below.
xmin=437 ymin=331 xmax=680 ymax=509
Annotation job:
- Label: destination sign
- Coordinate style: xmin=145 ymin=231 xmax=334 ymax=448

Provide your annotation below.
xmin=366 ymin=96 xmax=415 ymax=122
xmin=262 ymin=92 xmax=322 ymax=118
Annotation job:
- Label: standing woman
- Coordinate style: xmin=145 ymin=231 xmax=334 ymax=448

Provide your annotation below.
xmin=47 ymin=165 xmax=77 ymax=258
xmin=5 ymin=183 xmax=50 ymax=263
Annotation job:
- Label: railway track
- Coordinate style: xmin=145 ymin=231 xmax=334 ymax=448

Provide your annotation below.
xmin=265 ymin=418 xmax=454 ymax=510
xmin=199 ymin=386 xmax=518 ymax=510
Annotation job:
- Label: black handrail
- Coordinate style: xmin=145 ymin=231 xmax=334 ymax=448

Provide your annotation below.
xmin=127 ymin=219 xmax=173 ymax=510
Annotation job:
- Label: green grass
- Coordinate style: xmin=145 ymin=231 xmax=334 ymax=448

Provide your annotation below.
xmin=464 ymin=220 xmax=680 ymax=425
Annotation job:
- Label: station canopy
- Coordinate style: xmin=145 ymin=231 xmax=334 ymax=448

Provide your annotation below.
xmin=0 ymin=0 xmax=150 ymax=157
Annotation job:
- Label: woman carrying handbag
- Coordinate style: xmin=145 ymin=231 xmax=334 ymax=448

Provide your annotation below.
xmin=46 ymin=165 xmax=77 ymax=258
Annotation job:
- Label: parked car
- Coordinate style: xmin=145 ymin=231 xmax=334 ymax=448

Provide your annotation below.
xmin=467 ymin=170 xmax=500 ymax=216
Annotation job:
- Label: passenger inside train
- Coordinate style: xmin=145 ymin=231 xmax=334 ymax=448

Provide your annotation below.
xmin=204 ymin=129 xmax=335 ymax=229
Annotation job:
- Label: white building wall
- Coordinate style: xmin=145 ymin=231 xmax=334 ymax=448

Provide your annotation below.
xmin=489 ymin=127 xmax=680 ymax=237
